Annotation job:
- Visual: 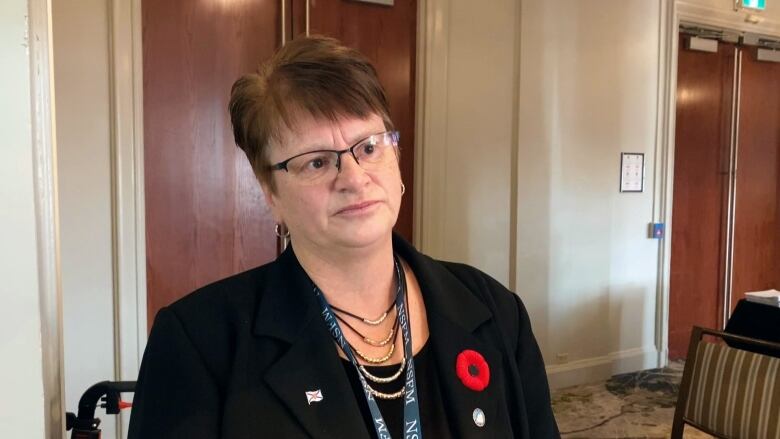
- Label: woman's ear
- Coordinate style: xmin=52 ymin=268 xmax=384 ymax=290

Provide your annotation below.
xmin=260 ymin=182 xmax=283 ymax=224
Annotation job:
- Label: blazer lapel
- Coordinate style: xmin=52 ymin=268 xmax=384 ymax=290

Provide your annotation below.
xmin=253 ymin=247 xmax=370 ymax=439
xmin=263 ymin=319 xmax=370 ymax=439
xmin=428 ymin=313 xmax=511 ymax=438
xmin=394 ymin=234 xmax=516 ymax=438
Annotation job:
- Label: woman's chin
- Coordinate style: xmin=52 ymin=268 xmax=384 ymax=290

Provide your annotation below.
xmin=331 ymin=222 xmax=394 ymax=250
xmin=325 ymin=208 xmax=397 ymax=248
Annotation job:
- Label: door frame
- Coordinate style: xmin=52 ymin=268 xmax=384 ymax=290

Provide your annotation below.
xmin=414 ymin=0 xmax=450 ymax=258
xmin=28 ymin=0 xmax=63 ymax=436
xmin=110 ymin=2 xmax=147 ymax=434
xmin=656 ymin=0 xmax=780 ymax=366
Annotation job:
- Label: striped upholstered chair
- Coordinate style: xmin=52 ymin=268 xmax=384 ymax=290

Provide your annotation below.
xmin=672 ymin=326 xmax=780 ymax=439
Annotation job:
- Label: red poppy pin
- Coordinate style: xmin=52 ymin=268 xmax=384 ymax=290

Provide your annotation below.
xmin=456 ymin=349 xmax=490 ymax=391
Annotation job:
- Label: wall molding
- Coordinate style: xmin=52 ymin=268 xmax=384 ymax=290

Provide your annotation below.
xmin=546 ymin=347 xmax=660 ymax=390
xmin=108 ymin=0 xmax=147 ymax=436
xmin=28 ymin=0 xmax=64 ymax=436
xmin=652 ymin=0 xmax=677 ymax=372
xmin=413 ymin=0 xmax=450 ymax=254
xmin=507 ymin=0 xmax=522 ymax=292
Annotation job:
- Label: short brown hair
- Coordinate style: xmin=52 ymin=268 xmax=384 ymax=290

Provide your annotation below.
xmin=228 ymin=35 xmax=394 ymax=190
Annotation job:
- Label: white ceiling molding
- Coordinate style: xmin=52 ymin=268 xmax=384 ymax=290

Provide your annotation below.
xmin=677 ymin=0 xmax=780 ymax=37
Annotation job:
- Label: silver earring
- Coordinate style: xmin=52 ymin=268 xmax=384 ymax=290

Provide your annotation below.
xmin=401 ymin=182 xmax=406 ymax=195
xmin=275 ymin=223 xmax=290 ymax=238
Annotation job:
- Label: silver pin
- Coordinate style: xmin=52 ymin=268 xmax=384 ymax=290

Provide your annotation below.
xmin=472 ymin=408 xmax=485 ymax=427
xmin=305 ymin=389 xmax=323 ymax=405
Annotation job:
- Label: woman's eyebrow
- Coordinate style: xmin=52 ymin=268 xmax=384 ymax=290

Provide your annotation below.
xmin=293 ymin=136 xmax=333 ymax=152
xmin=347 ymin=129 xmax=382 ymax=146
xmin=296 ymin=127 xmax=382 ymax=152
xmin=305 ymin=133 xmax=371 ymax=151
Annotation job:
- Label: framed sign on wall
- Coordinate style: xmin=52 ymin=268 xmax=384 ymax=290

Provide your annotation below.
xmin=620 ymin=152 xmax=645 ymax=193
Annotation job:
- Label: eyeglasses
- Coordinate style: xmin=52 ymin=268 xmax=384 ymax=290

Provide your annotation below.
xmin=270 ymin=131 xmax=400 ymax=184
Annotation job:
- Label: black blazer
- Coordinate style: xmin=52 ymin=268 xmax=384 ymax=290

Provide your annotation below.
xmin=128 ymin=235 xmax=560 ymax=438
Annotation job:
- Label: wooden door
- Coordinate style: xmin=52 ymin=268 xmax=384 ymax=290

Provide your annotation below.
xmin=142 ymin=1 xmax=280 ymax=330
xmin=669 ymin=36 xmax=735 ymax=359
xmin=296 ymin=0 xmax=417 ymax=240
xmin=143 ymin=1 xmax=418 ymax=328
xmin=731 ymin=46 xmax=780 ymax=305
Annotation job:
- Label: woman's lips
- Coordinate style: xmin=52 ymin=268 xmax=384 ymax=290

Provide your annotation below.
xmin=335 ymin=200 xmax=380 ymax=215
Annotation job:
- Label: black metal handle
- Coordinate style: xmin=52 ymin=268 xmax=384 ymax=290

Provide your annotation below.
xmin=66 ymin=380 xmax=136 ymax=434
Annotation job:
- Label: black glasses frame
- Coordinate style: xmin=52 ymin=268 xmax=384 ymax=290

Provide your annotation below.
xmin=269 ymin=130 xmax=400 ymax=173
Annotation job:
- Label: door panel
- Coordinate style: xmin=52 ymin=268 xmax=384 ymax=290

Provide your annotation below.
xmin=143 ymin=1 xmax=280 ymax=329
xmin=302 ymin=0 xmax=417 ymax=241
xmin=669 ymin=37 xmax=735 ymax=359
xmin=731 ymin=46 xmax=780 ymax=305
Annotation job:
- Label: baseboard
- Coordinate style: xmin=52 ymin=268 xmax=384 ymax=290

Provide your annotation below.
xmin=546 ymin=347 xmax=661 ymax=390
xmin=657 ymin=347 xmax=669 ymax=368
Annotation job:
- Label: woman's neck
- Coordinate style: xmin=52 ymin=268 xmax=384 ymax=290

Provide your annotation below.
xmin=292 ymin=235 xmax=397 ymax=315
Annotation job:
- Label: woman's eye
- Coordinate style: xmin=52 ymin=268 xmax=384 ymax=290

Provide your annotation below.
xmin=305 ymin=155 xmax=330 ymax=170
xmin=357 ymin=141 xmax=377 ymax=157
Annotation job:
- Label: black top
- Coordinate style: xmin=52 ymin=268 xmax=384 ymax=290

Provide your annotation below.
xmin=341 ymin=341 xmax=454 ymax=438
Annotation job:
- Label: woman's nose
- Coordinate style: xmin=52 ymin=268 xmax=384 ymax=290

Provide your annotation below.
xmin=335 ymin=149 xmax=359 ymax=171
xmin=335 ymin=152 xmax=369 ymax=187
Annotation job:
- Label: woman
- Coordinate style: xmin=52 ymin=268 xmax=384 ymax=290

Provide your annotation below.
xmin=128 ymin=36 xmax=559 ymax=439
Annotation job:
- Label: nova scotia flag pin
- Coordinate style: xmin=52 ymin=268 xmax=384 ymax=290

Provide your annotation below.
xmin=305 ymin=389 xmax=324 ymax=405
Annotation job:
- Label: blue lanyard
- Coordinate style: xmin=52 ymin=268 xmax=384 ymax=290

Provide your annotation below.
xmin=313 ymin=256 xmax=423 ymax=439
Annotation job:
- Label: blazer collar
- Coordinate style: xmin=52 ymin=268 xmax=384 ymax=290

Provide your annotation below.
xmin=390 ymin=233 xmax=492 ymax=332
xmin=252 ymin=244 xmax=319 ymax=343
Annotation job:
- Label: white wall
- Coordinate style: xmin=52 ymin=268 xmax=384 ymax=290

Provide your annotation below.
xmin=515 ymin=0 xmax=663 ymax=388
xmin=52 ymin=0 xmax=119 ymax=437
xmin=435 ymin=0 xmax=518 ymax=284
xmin=420 ymin=0 xmax=666 ymax=388
xmin=417 ymin=0 xmax=518 ymax=285
xmin=0 ymin=0 xmax=47 ymax=436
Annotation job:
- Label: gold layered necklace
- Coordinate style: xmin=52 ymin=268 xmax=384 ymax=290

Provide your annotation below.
xmin=332 ymin=275 xmax=407 ymax=399
xmin=349 ymin=317 xmax=400 ymax=364
xmin=353 ymin=336 xmax=407 ymax=399
xmin=333 ymin=312 xmax=396 ymax=347
xmin=359 ymin=357 xmax=406 ymax=384
xmin=336 ymin=314 xmax=400 ymax=365
xmin=330 ymin=288 xmax=399 ymax=326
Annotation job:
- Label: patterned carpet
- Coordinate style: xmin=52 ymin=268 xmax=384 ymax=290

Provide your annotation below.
xmin=551 ymin=362 xmax=714 ymax=438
